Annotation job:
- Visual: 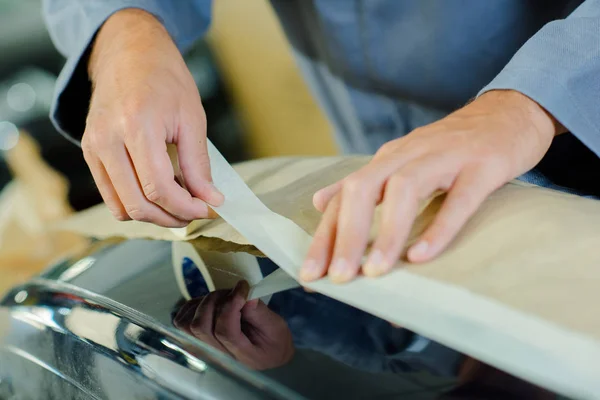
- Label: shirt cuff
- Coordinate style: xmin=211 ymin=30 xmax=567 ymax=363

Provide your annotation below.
xmin=477 ymin=67 xmax=600 ymax=158
xmin=49 ymin=1 xmax=209 ymax=144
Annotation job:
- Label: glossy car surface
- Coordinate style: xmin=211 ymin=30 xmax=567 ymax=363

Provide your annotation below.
xmin=0 ymin=239 xmax=564 ymax=399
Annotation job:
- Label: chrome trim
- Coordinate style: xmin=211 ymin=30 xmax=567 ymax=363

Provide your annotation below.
xmin=0 ymin=280 xmax=302 ymax=399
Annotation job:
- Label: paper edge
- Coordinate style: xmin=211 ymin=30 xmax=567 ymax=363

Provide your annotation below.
xmin=306 ymin=270 xmax=600 ymax=399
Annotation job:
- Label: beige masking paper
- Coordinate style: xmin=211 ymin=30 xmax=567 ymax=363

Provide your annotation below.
xmin=206 ymin=141 xmax=600 ymax=400
xmin=56 ymin=142 xmax=600 ymax=398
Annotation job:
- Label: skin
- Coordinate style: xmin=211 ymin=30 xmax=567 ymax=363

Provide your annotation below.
xmin=173 ymin=281 xmax=295 ymax=370
xmin=84 ymin=9 xmax=222 ymax=227
xmin=300 ymin=90 xmax=566 ymax=283
xmin=85 ymin=9 xmax=566 ymax=283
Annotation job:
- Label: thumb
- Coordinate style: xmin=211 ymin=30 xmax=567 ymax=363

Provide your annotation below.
xmin=176 ymin=113 xmax=224 ymax=207
xmin=241 ymin=299 xmax=281 ymax=329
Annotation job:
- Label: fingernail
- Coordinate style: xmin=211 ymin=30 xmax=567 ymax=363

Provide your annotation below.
xmin=245 ymin=299 xmax=259 ymax=309
xmin=329 ymin=258 xmax=352 ymax=283
xmin=300 ymin=259 xmax=321 ymax=281
xmin=209 ymin=183 xmax=225 ymax=206
xmin=363 ymin=249 xmax=389 ymax=277
xmin=233 ymin=280 xmax=250 ymax=300
xmin=408 ymin=241 xmax=429 ymax=261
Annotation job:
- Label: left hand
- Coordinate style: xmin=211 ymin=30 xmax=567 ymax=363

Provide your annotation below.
xmin=173 ymin=281 xmax=295 ymax=370
xmin=300 ymin=90 xmax=565 ymax=283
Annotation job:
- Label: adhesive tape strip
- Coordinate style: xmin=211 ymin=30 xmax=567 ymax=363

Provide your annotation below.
xmin=247 ymin=269 xmax=300 ymax=300
xmin=172 ymin=241 xmax=272 ymax=301
xmin=172 ymin=241 xmax=216 ymax=301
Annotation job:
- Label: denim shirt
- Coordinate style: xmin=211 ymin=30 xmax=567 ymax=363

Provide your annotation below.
xmin=43 ymin=0 xmax=600 ymax=195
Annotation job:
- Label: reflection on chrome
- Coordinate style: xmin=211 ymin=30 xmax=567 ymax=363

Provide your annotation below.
xmin=57 ymin=257 xmax=95 ymax=282
xmin=1 ymin=239 xmax=560 ymax=399
xmin=13 ymin=290 xmax=27 ymax=304
xmin=0 ymin=282 xmax=292 ymax=399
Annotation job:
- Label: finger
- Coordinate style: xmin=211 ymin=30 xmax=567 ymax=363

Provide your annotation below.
xmin=241 ymin=298 xmax=283 ymax=330
xmin=173 ymin=297 xmax=205 ymax=333
xmin=313 ymin=181 xmax=341 ymax=213
xmin=325 ymin=154 xmax=422 ymax=283
xmin=214 ymin=281 xmax=253 ymax=352
xmin=176 ymin=111 xmax=224 ymax=206
xmin=313 ymin=155 xmax=409 ymax=214
xmin=304 ymin=152 xmax=416 ymax=283
xmin=327 ymin=170 xmax=387 ymax=283
xmin=124 ymin=123 xmax=215 ymax=221
xmin=363 ymin=173 xmax=419 ymax=277
xmin=82 ymin=148 xmax=130 ymax=221
xmin=100 ymin=144 xmax=189 ymax=227
xmin=190 ymin=291 xmax=229 ymax=353
xmin=300 ymin=195 xmax=341 ymax=282
xmin=408 ymin=168 xmax=499 ymax=263
xmin=364 ymin=157 xmax=454 ymax=276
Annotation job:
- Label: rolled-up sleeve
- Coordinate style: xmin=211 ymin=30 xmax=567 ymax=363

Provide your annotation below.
xmin=478 ymin=0 xmax=600 ymax=157
xmin=42 ymin=0 xmax=212 ymax=143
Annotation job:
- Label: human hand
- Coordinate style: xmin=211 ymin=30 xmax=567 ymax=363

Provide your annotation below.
xmin=82 ymin=9 xmax=223 ymax=228
xmin=300 ymin=90 xmax=565 ymax=283
xmin=173 ymin=281 xmax=295 ymax=370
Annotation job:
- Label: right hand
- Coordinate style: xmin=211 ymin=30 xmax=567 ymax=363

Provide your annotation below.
xmin=82 ymin=9 xmax=223 ymax=227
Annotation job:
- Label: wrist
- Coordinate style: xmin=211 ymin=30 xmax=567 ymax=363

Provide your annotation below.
xmin=481 ymin=89 xmax=567 ymax=138
xmin=88 ymin=8 xmax=173 ymax=85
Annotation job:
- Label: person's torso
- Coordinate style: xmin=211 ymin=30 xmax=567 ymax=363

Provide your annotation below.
xmin=267 ymin=0 xmax=600 ymax=197
xmin=270 ymin=0 xmax=580 ymax=112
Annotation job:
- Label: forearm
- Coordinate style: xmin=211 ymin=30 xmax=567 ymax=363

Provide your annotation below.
xmin=89 ymin=9 xmax=173 ymax=85
xmin=42 ymin=0 xmax=213 ymax=140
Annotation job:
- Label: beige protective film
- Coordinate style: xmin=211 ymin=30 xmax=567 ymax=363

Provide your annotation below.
xmin=55 ymin=141 xmax=600 ymax=398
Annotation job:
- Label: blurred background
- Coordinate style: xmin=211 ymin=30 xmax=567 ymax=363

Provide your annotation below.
xmin=0 ymin=0 xmax=337 ymax=292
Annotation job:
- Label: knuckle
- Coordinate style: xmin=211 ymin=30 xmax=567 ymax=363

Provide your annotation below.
xmin=81 ymin=134 xmax=93 ymax=154
xmin=343 ymin=173 xmax=369 ymax=196
xmin=375 ymin=140 xmax=399 ymax=157
xmin=111 ymin=210 xmax=130 ymax=221
xmin=190 ymin=323 xmax=211 ymax=339
xmin=83 ymin=130 xmax=105 ymax=153
xmin=120 ymin=117 xmax=143 ymax=141
xmin=125 ymin=206 xmax=151 ymax=222
xmin=172 ymin=318 xmax=183 ymax=330
xmin=142 ymin=181 xmax=164 ymax=204
xmin=213 ymin=322 xmax=232 ymax=341
xmin=84 ymin=123 xmax=120 ymax=152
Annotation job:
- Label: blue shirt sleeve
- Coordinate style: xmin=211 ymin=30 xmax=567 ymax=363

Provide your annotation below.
xmin=478 ymin=0 xmax=600 ymax=158
xmin=42 ymin=0 xmax=212 ymax=144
